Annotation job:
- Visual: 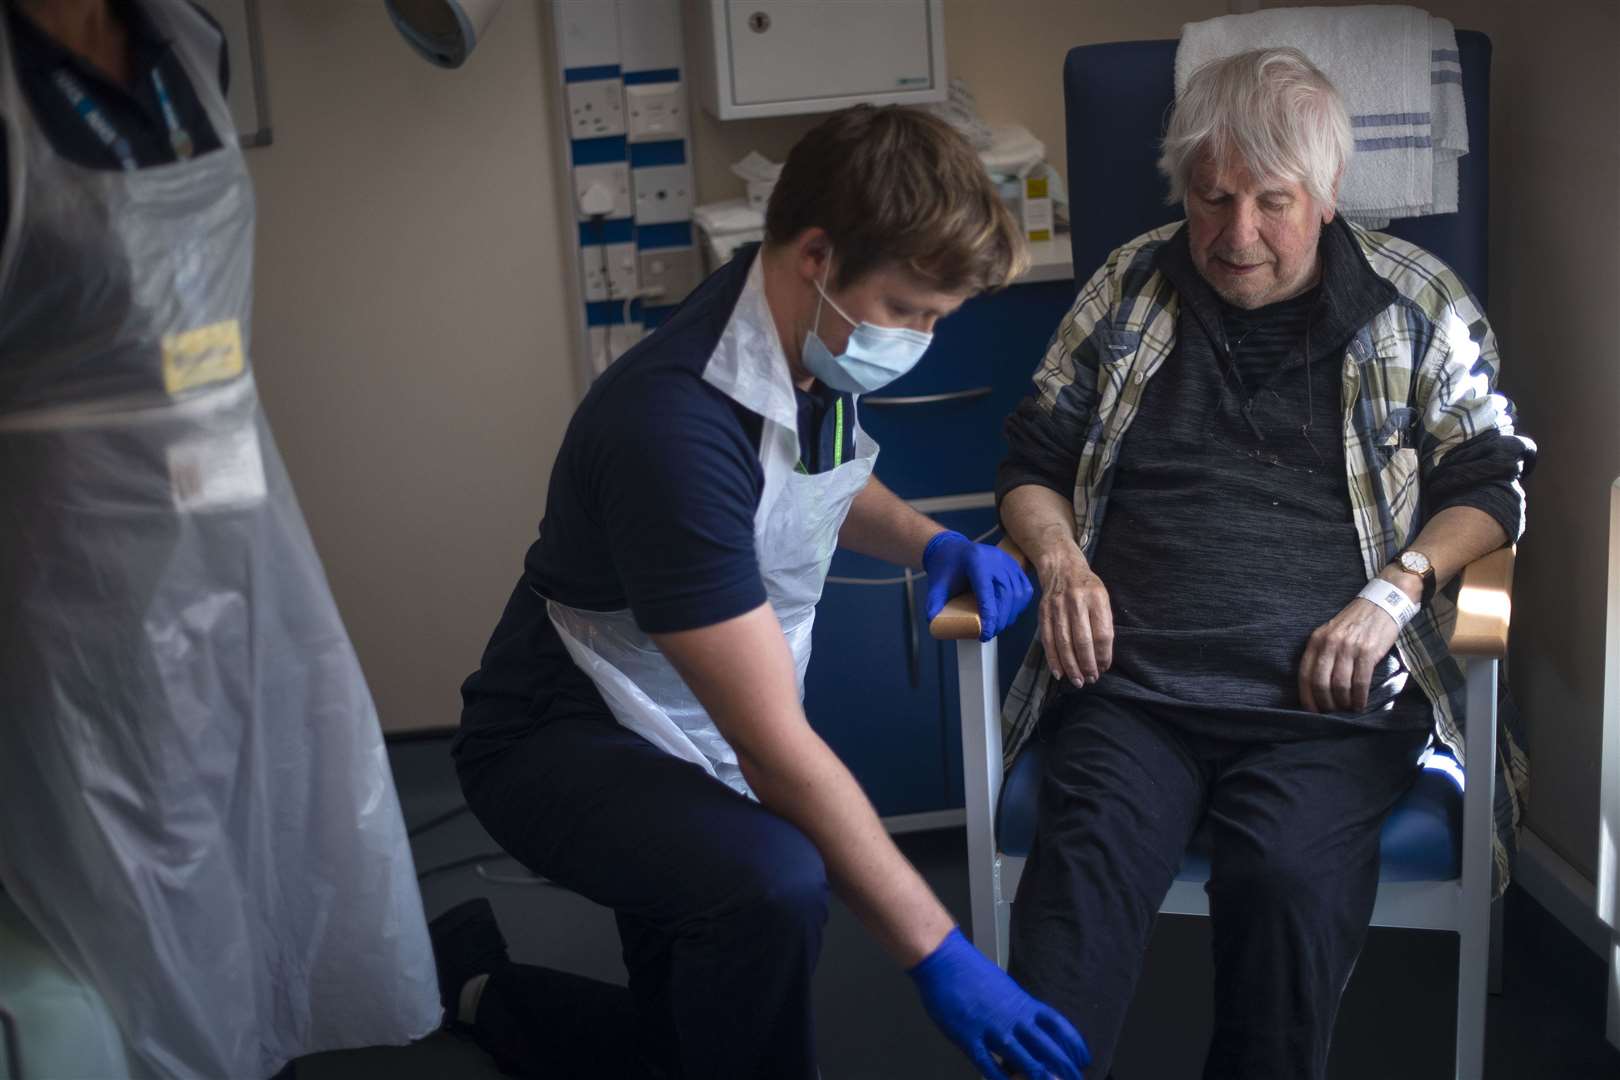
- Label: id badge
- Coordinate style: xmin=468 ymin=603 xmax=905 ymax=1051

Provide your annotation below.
xmin=168 ymin=424 xmax=267 ymax=512
xmin=161 ymin=319 xmax=245 ymax=395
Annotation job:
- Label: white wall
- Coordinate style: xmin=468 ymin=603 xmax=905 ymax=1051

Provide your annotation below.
xmin=246 ymin=1 xmax=579 ymax=734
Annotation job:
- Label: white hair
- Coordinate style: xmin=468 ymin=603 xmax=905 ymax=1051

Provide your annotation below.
xmin=1158 ymin=47 xmax=1352 ymax=209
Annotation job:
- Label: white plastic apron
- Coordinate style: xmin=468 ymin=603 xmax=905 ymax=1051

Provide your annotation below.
xmin=547 ymin=255 xmax=877 ymax=797
xmin=0 ymin=4 xmax=440 ymax=1077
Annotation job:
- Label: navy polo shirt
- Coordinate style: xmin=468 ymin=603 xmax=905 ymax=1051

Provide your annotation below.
xmin=1 ymin=0 xmax=228 ymax=240
xmin=456 ymin=247 xmax=857 ymax=757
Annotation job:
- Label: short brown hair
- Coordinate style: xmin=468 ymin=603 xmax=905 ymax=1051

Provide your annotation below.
xmin=765 ymin=105 xmax=1027 ymax=293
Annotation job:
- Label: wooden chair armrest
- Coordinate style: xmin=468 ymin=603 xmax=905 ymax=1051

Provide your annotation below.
xmin=928 ymin=538 xmax=1031 ymax=641
xmin=1448 ymin=546 xmax=1516 ymax=659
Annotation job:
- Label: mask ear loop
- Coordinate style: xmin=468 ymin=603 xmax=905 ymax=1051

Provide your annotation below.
xmin=814 ymin=253 xmax=861 ymax=332
xmin=811 ymin=255 xmax=831 ymax=341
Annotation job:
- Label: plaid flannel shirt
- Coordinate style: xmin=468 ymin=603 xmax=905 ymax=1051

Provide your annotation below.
xmin=1001 ymin=220 xmax=1533 ymax=890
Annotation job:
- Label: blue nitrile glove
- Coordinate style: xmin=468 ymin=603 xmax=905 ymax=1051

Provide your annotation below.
xmin=910 ymin=929 xmax=1091 ymax=1080
xmin=923 ymin=531 xmax=1034 ymax=642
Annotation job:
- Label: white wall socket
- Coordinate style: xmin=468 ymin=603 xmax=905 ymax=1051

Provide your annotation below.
xmin=608 ymin=321 xmax=644 ymax=360
xmin=582 ymin=242 xmax=639 ymax=303
xmin=587 ymin=322 xmax=645 ymax=377
xmin=637 ymin=246 xmax=703 ymax=306
xmin=573 ymin=162 xmax=632 ymax=220
xmin=632 ymin=163 xmax=694 ymax=225
xmin=625 ymin=82 xmax=688 ymax=142
xmin=566 ymin=79 xmax=626 ymax=139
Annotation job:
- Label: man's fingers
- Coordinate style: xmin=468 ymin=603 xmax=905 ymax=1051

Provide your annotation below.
xmin=1330 ymin=646 xmax=1357 ymax=712
xmin=1040 ymin=597 xmax=1066 ymax=682
xmin=1299 ymin=637 xmax=1319 ymax=712
xmin=1087 ymin=586 xmax=1115 ymax=672
xmin=1063 ymin=592 xmax=1098 ymax=682
xmin=1351 ymin=647 xmax=1376 ymax=712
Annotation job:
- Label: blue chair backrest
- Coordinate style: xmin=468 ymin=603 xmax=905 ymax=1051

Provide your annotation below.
xmin=1062 ymin=33 xmax=1491 ymax=305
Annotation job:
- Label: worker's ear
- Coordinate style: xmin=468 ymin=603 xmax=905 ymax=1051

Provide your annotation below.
xmin=794 ymin=227 xmax=834 ymax=286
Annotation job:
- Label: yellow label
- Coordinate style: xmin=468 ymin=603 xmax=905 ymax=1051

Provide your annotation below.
xmin=1024 ymin=175 xmax=1049 ymax=199
xmin=1027 ymin=229 xmax=1053 ymax=243
xmin=161 ymin=319 xmax=245 ymax=395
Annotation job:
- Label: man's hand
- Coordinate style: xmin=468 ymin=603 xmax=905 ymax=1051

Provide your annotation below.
xmin=1035 ymin=540 xmax=1113 ymax=688
xmin=1298 ymin=570 xmax=1415 ymax=713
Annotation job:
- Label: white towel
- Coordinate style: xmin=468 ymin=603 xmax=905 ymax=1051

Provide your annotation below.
xmin=1429 ymin=17 xmax=1466 ymax=215
xmin=1176 ymin=5 xmax=1468 ymax=224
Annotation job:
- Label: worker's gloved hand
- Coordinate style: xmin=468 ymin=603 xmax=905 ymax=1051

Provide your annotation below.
xmin=923 ymin=531 xmax=1034 ymax=642
xmin=909 ymin=928 xmax=1091 ymax=1080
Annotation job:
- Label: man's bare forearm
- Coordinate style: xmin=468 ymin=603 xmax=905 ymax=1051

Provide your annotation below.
xmin=1380 ymin=505 xmax=1509 ymax=601
xmin=1000 ymin=484 xmax=1084 ymax=572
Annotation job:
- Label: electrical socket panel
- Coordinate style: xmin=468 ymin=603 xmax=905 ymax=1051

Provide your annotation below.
xmin=608 ymin=321 xmax=644 ymax=360
xmin=566 ymin=78 xmax=626 ymax=139
xmin=625 ymin=82 xmax=688 ymax=142
xmin=573 ymin=162 xmax=632 ymax=220
xmin=637 ymin=246 xmax=703 ymax=306
xmin=632 ymin=163 xmax=694 ymax=225
xmin=582 ymin=242 xmax=639 ymax=303
xmin=587 ymin=322 xmax=645 ymax=376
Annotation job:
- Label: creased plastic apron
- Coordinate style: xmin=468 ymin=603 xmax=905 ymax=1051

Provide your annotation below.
xmin=0 ymin=4 xmax=440 ymax=1077
xmin=547 ymin=256 xmax=877 ymax=797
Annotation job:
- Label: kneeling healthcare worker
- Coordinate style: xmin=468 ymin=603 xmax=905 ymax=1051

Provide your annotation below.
xmin=449 ymin=105 xmax=1093 ymax=1079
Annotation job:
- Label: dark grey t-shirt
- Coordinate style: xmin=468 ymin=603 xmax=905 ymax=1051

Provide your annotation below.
xmin=1084 ymin=225 xmax=1432 ymax=738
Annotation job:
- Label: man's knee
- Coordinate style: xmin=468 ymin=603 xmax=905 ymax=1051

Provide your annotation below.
xmin=1211 ymin=842 xmax=1372 ymax=920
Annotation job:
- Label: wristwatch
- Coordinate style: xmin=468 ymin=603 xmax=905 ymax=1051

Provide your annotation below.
xmin=1395 ymin=549 xmax=1436 ymax=605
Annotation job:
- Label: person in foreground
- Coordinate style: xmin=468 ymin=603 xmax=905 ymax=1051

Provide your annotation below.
xmin=438 ymin=105 xmax=1090 ymax=1080
xmin=994 ymin=48 xmax=1533 ymax=1080
xmin=0 ymin=2 xmax=438 ymax=1077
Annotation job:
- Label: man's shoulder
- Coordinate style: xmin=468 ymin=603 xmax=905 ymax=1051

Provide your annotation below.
xmin=1348 ymin=222 xmax=1485 ymax=330
xmin=1073 ymin=222 xmax=1182 ymax=312
xmin=1106 ymin=222 xmax=1182 ymax=283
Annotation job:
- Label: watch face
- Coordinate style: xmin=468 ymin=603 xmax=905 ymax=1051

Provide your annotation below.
xmin=1400 ymin=551 xmax=1432 ymax=576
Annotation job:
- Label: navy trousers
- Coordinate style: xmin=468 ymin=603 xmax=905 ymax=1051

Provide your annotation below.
xmin=455 ymin=714 xmax=829 ymax=1080
xmin=1009 ymin=693 xmax=1428 ymax=1080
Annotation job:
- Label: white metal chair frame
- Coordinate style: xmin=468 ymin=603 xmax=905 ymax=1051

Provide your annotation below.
xmin=931 ymin=541 xmax=1516 ymax=1080
xmin=1598 ymin=478 xmax=1620 ymax=1051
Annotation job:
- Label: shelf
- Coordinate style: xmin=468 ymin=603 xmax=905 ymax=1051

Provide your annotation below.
xmin=1019 ymin=233 xmax=1075 ymax=285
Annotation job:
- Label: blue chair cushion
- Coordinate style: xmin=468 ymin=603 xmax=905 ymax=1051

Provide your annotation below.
xmin=994 ymin=740 xmax=1464 ymax=883
xmin=1062 ymin=33 xmax=1491 ymax=306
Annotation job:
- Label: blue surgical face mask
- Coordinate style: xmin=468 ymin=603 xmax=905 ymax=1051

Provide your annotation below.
xmin=802 ymin=263 xmax=933 ymax=395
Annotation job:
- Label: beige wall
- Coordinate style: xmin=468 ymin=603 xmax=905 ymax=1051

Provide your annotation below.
xmin=1472 ymin=0 xmax=1620 ymax=881
xmin=246 ymin=1 xmax=1226 ymax=737
xmin=1266 ymin=0 xmax=1620 ymax=880
xmin=689 ymin=0 xmax=1220 ymax=205
xmin=248 ymin=0 xmax=1620 ymax=877
xmin=247 ymin=1 xmax=579 ymax=734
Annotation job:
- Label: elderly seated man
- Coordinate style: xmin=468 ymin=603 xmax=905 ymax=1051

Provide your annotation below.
xmin=995 ymin=47 xmax=1534 ymax=1079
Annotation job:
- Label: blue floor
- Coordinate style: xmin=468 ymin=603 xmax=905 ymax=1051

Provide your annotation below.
xmin=294 ymin=735 xmax=1620 ymax=1079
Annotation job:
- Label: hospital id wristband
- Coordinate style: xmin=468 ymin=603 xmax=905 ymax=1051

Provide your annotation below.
xmin=1358 ymin=578 xmax=1420 ymax=629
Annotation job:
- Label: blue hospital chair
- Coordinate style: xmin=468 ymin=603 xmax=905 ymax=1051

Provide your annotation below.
xmin=930 ymin=33 xmax=1510 ymax=1080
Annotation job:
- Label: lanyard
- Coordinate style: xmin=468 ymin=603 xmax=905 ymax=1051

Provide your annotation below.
xmin=51 ymin=64 xmax=194 ymax=172
xmin=794 ymin=396 xmax=846 ymax=475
